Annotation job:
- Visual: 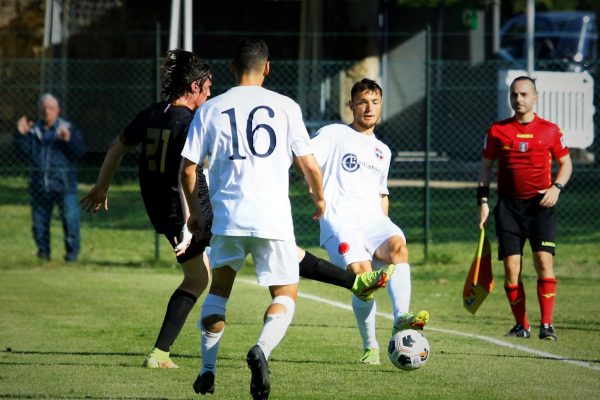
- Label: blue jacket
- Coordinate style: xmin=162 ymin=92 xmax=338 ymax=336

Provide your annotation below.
xmin=14 ymin=117 xmax=85 ymax=194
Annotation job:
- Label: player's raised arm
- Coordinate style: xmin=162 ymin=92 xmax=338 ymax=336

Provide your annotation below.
xmin=294 ymin=153 xmax=325 ymax=220
xmin=80 ymin=136 xmax=133 ymax=213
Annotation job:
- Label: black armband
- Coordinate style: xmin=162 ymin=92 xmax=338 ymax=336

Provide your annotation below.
xmin=477 ymin=186 xmax=490 ymax=200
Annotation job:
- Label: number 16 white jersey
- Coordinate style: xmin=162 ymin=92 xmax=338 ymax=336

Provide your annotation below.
xmin=181 ymin=85 xmax=312 ymax=241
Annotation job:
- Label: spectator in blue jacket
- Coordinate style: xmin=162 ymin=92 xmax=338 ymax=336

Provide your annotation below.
xmin=14 ymin=93 xmax=85 ymax=261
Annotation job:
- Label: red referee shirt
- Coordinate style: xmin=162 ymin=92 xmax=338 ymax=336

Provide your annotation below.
xmin=482 ymin=114 xmax=569 ymax=199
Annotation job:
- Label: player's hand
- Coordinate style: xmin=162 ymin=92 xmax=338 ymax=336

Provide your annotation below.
xmin=186 ymin=213 xmax=209 ymax=240
xmin=174 ymin=224 xmax=193 ymax=255
xmin=80 ymin=186 xmax=109 ymax=213
xmin=478 ymin=203 xmax=489 ymax=229
xmin=16 ymin=116 xmax=33 ymax=134
xmin=538 ymin=186 xmax=560 ymax=208
xmin=311 ymin=198 xmax=326 ymax=221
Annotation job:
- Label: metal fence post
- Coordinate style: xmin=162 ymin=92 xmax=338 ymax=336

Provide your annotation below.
xmin=423 ymin=25 xmax=432 ymax=261
xmin=154 ymin=21 xmax=161 ymax=262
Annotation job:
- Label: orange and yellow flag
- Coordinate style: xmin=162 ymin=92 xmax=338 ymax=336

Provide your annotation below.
xmin=463 ymin=228 xmax=494 ymax=315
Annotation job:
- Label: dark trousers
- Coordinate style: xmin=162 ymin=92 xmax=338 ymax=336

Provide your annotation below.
xmin=31 ymin=191 xmax=80 ymax=261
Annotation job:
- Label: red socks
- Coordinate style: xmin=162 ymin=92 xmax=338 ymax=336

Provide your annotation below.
xmin=505 ymin=283 xmax=529 ymax=329
xmin=505 ymin=279 xmax=557 ymax=327
xmin=537 ymin=278 xmax=557 ymax=325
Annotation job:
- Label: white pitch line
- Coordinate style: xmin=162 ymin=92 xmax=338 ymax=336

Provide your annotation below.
xmin=238 ymin=278 xmax=600 ymax=371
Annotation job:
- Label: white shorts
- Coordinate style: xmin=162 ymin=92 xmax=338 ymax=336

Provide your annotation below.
xmin=323 ymin=215 xmax=405 ymax=270
xmin=209 ymin=235 xmax=299 ymax=287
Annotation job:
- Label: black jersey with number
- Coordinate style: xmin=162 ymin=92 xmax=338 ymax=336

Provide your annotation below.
xmin=121 ymin=102 xmax=212 ymax=234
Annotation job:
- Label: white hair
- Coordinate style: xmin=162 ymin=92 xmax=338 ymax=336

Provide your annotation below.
xmin=38 ymin=93 xmax=60 ymax=108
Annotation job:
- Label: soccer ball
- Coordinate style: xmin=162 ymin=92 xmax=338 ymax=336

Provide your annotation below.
xmin=387 ymin=329 xmax=430 ymax=371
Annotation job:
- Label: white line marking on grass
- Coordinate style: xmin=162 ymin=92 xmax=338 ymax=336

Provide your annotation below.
xmin=238 ymin=278 xmax=599 ymax=371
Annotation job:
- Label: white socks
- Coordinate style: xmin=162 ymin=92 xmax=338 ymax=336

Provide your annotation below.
xmin=199 ymin=294 xmax=227 ymax=375
xmin=387 ymin=263 xmax=412 ymax=321
xmin=256 ymin=295 xmax=296 ymax=360
xmin=352 ymin=294 xmax=378 ymax=350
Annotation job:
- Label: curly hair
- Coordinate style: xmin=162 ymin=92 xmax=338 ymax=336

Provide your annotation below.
xmin=161 ymin=49 xmax=212 ymax=102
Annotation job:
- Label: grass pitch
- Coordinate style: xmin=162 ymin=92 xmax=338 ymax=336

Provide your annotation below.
xmin=0 ymin=178 xmax=599 ymax=399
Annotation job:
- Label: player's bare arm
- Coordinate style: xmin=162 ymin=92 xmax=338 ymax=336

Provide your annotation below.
xmin=81 ymin=136 xmax=132 ymax=213
xmin=179 ymin=157 xmax=205 ymax=235
xmin=477 ymin=157 xmax=495 ymax=229
xmin=294 ymin=153 xmax=325 ymax=220
xmin=174 ymin=159 xmax=197 ymax=255
xmin=539 ymin=153 xmax=573 ymax=208
xmin=381 ymin=194 xmax=389 ymax=216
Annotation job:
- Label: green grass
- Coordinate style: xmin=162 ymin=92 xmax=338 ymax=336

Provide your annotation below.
xmin=1 ymin=177 xmax=599 ymax=399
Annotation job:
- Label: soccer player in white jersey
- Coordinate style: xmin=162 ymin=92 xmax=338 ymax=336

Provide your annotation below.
xmin=311 ymin=78 xmax=429 ymax=365
xmin=180 ymin=37 xmax=325 ymax=399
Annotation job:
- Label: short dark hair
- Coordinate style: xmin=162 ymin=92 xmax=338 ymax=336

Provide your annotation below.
xmin=510 ymin=76 xmax=537 ymax=92
xmin=350 ymin=78 xmax=383 ymax=100
xmin=161 ymin=49 xmax=212 ymax=102
xmin=231 ymin=37 xmax=269 ymax=75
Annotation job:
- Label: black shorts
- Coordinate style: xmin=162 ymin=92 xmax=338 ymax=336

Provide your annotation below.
xmin=141 ymin=185 xmax=213 ymax=264
xmin=164 ymin=220 xmax=212 ymax=264
xmin=494 ymin=195 xmax=556 ymax=259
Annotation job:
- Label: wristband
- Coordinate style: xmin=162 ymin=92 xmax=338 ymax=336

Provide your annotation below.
xmin=477 ymin=186 xmax=489 ymax=203
xmin=553 ymin=182 xmax=563 ymax=191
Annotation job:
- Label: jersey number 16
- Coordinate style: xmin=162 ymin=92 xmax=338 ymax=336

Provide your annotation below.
xmin=222 ymin=106 xmax=277 ymax=160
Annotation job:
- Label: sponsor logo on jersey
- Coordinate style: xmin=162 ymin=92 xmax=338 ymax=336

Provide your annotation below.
xmin=341 ymin=153 xmax=384 ymax=175
xmin=374 ymin=147 xmax=384 ymax=160
xmin=517 ymin=133 xmax=533 ymax=138
xmin=518 ymin=142 xmax=528 ymax=152
xmin=341 ymin=153 xmax=360 ymax=172
xmin=338 ymin=242 xmax=350 ymax=255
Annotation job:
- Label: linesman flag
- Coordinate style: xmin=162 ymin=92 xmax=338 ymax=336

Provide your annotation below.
xmin=463 ymin=228 xmax=494 ymax=314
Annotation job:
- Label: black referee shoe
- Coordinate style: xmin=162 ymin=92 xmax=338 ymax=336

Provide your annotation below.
xmin=505 ymin=324 xmax=531 ymax=338
xmin=539 ymin=323 xmax=557 ymax=340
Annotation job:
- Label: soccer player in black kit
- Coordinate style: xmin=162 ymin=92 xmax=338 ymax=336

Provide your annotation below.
xmin=81 ymin=49 xmax=390 ymax=371
xmin=82 ymin=49 xmax=213 ymax=368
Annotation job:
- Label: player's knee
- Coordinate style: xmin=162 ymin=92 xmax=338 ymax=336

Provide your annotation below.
xmin=348 ymin=261 xmax=371 ymax=274
xmin=200 ymin=294 xmax=228 ymax=333
xmin=201 ymin=315 xmax=225 ymax=333
xmin=389 ymin=242 xmax=408 ymax=263
xmin=265 ymin=295 xmax=295 ymax=321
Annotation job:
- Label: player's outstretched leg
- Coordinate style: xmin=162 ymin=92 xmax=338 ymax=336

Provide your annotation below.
xmin=143 ymin=348 xmax=179 ymax=369
xmin=352 ymin=265 xmax=394 ymax=301
xmin=246 ymin=345 xmax=270 ymax=400
xmin=392 ymin=310 xmax=430 ymax=335
xmin=193 ymin=371 xmax=215 ymax=395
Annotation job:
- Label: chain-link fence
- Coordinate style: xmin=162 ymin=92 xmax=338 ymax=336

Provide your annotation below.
xmin=1 ymin=52 xmax=598 ymax=262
